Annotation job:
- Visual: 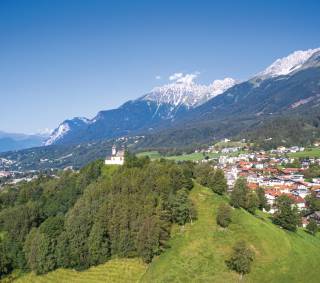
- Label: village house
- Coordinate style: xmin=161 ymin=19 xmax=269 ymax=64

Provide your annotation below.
xmin=225 ymin=166 xmax=239 ymax=189
xmin=265 ymin=189 xmax=281 ymax=214
xmin=307 ymin=211 xmax=320 ymax=225
xmin=288 ymin=194 xmax=306 ymax=211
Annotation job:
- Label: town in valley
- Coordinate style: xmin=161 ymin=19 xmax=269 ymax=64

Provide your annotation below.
xmin=2 ymin=138 xmax=320 ymax=228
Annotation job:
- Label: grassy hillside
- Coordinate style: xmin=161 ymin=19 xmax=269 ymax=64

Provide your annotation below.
xmin=141 ymin=184 xmax=320 ymax=283
xmin=12 ymin=184 xmax=320 ymax=283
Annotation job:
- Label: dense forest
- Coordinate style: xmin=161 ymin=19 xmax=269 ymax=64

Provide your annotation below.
xmin=0 ymin=153 xmax=196 ymax=278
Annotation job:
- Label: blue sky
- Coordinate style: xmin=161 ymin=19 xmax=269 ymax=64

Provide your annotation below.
xmin=1 ymin=0 xmax=320 ymax=133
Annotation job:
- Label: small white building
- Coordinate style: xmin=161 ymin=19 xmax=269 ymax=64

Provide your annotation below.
xmin=105 ymin=145 xmax=125 ymax=165
xmin=226 ymin=166 xmax=239 ymax=188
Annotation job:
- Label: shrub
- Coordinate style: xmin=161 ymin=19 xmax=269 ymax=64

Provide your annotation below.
xmin=216 ymin=204 xmax=232 ymax=228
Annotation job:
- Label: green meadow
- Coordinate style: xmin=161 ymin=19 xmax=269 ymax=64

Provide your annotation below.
xmin=141 ymin=184 xmax=320 ymax=283
xmin=137 ymin=151 xmax=219 ymax=161
xmin=288 ymin=147 xmax=320 ymax=158
xmin=136 ymin=151 xmax=162 ymax=160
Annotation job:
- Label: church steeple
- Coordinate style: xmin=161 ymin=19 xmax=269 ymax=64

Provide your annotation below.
xmin=112 ymin=145 xmax=117 ymax=156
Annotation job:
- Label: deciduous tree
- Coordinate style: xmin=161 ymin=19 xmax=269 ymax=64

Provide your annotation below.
xmin=306 ymin=219 xmax=318 ymax=235
xmin=230 ymin=178 xmax=249 ymax=209
xmin=216 ymin=203 xmax=232 ymax=228
xmin=272 ymin=195 xmax=300 ymax=232
xmin=226 ymin=240 xmax=255 ymax=278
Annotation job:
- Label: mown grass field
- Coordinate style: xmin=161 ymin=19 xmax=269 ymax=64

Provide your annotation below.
xmin=288 ymin=147 xmax=320 ymax=158
xmin=136 ymin=151 xmax=162 ymax=160
xmin=13 ymin=259 xmax=147 ymax=283
xmin=12 ymin=184 xmax=320 ymax=283
xmin=167 ymin=152 xmax=219 ymax=161
xmin=137 ymin=151 xmax=220 ymax=161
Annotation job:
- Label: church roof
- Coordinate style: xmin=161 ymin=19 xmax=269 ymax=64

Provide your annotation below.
xmin=115 ymin=150 xmax=125 ymax=157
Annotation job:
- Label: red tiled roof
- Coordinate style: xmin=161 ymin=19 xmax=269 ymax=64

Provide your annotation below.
xmin=265 ymin=189 xmax=282 ymax=197
xmin=248 ymin=183 xmax=259 ymax=190
xmin=286 ymin=194 xmax=305 ymax=204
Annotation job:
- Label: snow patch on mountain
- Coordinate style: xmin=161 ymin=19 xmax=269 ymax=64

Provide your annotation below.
xmin=44 ymin=123 xmax=71 ymax=146
xmin=142 ymin=75 xmax=237 ymax=108
xmin=257 ymin=48 xmax=320 ymax=78
xmin=44 ymin=117 xmax=90 ymax=146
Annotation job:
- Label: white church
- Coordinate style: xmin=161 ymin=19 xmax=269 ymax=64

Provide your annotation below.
xmin=105 ymin=145 xmax=125 ymax=165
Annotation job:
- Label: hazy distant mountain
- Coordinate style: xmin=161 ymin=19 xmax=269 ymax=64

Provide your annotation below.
xmin=0 ymin=131 xmax=48 ymax=153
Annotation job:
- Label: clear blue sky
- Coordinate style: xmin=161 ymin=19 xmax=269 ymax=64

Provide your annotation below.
xmin=1 ymin=0 xmax=319 ymax=133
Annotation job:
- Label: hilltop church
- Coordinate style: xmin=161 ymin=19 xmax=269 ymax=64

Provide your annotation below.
xmin=105 ymin=145 xmax=125 ymax=165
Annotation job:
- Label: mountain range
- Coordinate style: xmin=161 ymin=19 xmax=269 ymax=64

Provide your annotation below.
xmin=44 ymin=47 xmax=320 ymax=148
xmin=45 ymin=76 xmax=237 ymax=146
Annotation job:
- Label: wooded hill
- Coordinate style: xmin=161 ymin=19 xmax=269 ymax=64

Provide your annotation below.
xmin=1 ymin=155 xmax=320 ymax=282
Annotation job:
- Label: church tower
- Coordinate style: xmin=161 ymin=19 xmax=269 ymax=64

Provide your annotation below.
xmin=112 ymin=145 xmax=117 ymax=156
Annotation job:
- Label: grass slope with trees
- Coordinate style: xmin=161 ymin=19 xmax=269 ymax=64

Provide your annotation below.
xmin=11 ymin=184 xmax=320 ymax=283
xmin=2 ymin=156 xmax=320 ymax=282
xmin=141 ymin=184 xmax=320 ymax=283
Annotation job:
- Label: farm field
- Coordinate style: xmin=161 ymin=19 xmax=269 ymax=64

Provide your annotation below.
xmin=288 ymin=147 xmax=320 ymax=158
xmin=136 ymin=151 xmax=162 ymax=160
xmin=137 ymin=151 xmax=220 ymax=161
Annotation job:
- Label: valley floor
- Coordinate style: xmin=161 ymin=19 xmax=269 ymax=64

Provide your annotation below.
xmin=12 ymin=184 xmax=320 ymax=283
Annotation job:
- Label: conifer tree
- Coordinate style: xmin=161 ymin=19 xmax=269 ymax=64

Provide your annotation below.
xmin=230 ymin=178 xmax=249 ymax=208
xmin=208 ymin=169 xmax=228 ymax=195
xmin=256 ymin=187 xmax=270 ymax=211
xmin=246 ymin=192 xmax=259 ymax=214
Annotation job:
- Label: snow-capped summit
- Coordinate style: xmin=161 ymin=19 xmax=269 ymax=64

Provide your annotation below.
xmin=45 ymin=123 xmax=70 ymax=146
xmin=210 ymin=78 xmax=237 ymax=96
xmin=43 ymin=47 xmax=320 ymax=148
xmin=142 ymin=75 xmax=237 ymax=108
xmin=257 ymin=48 xmax=320 ymax=78
xmin=45 ymin=75 xmax=237 ymax=146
